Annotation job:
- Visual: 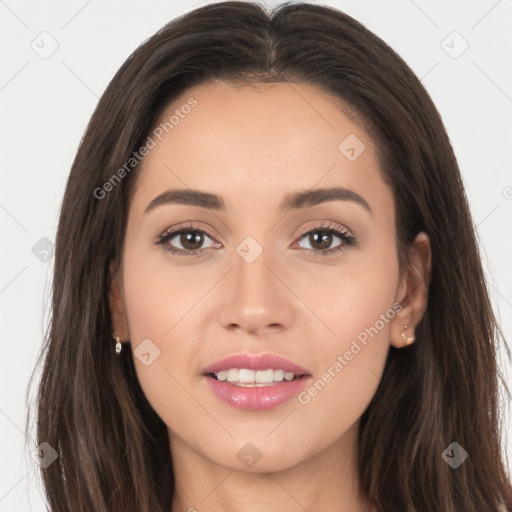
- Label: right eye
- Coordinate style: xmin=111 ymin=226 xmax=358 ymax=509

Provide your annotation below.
xmin=155 ymin=224 xmax=220 ymax=257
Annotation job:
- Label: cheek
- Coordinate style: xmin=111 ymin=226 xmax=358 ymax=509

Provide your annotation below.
xmin=315 ymin=242 xmax=399 ymax=352
xmin=299 ymin=242 xmax=399 ymax=417
xmin=295 ymin=290 xmax=394 ymax=446
xmin=120 ymin=250 xmax=204 ymax=420
xmin=121 ymin=236 xmax=215 ymax=345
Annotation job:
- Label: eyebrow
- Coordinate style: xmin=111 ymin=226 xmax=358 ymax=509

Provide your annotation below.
xmin=144 ymin=186 xmax=372 ymax=215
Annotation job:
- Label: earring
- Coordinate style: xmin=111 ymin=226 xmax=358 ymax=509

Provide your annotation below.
xmin=114 ymin=336 xmax=122 ymax=355
xmin=400 ymin=324 xmax=415 ymax=346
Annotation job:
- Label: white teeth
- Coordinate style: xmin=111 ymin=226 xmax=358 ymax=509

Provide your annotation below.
xmin=214 ymin=368 xmax=298 ymax=384
xmin=226 ymin=369 xmax=238 ymax=382
xmin=273 ymin=369 xmax=285 ymax=381
xmin=216 ymin=370 xmax=228 ymax=381
xmin=255 ymin=369 xmax=274 ymax=383
xmin=238 ymin=369 xmax=255 ymax=383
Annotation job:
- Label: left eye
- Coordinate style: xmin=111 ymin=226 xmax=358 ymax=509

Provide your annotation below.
xmin=157 ymin=228 xmax=218 ymax=255
xmin=297 ymin=229 xmax=347 ymax=252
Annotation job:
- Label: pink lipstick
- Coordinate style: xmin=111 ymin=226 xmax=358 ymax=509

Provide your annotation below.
xmin=201 ymin=353 xmax=312 ymax=410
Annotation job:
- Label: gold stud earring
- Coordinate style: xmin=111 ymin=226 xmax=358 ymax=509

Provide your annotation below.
xmin=114 ymin=336 xmax=122 ymax=355
xmin=400 ymin=324 xmax=415 ymax=346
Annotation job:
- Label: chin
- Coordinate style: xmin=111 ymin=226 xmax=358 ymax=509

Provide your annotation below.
xmin=205 ymin=437 xmax=310 ymax=474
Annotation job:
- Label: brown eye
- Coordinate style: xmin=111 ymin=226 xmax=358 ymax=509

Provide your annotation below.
xmin=297 ymin=225 xmax=355 ymax=256
xmin=178 ymin=231 xmax=205 ymax=251
xmin=304 ymin=231 xmax=336 ymax=251
xmin=156 ymin=225 xmax=219 ymax=257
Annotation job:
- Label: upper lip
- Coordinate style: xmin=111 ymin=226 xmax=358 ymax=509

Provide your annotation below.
xmin=202 ymin=353 xmax=311 ymax=376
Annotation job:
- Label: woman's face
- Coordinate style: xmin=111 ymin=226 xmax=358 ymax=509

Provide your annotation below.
xmin=111 ymin=80 xmax=426 ymax=472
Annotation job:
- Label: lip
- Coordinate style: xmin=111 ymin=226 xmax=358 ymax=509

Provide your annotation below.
xmin=200 ymin=353 xmax=312 ymax=411
xmin=203 ymin=374 xmax=312 ymax=410
xmin=201 ymin=353 xmax=311 ymax=376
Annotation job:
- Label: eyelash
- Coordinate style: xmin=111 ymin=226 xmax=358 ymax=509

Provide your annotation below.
xmin=154 ymin=221 xmax=357 ymax=258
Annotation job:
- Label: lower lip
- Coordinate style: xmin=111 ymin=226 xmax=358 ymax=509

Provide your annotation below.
xmin=203 ymin=375 xmax=311 ymax=410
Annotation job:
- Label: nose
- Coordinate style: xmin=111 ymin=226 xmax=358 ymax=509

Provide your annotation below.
xmin=217 ymin=242 xmax=295 ymax=337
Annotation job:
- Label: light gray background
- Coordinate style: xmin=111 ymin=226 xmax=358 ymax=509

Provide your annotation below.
xmin=1 ymin=0 xmax=511 ymax=509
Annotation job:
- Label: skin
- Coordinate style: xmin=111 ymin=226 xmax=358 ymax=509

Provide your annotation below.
xmin=110 ymin=80 xmax=431 ymax=512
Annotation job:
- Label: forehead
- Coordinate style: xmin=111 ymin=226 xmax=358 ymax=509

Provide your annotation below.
xmin=129 ymin=80 xmax=391 ymax=220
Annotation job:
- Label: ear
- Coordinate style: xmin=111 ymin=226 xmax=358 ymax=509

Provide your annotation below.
xmin=108 ymin=260 xmax=130 ymax=343
xmin=390 ymin=231 xmax=431 ymax=348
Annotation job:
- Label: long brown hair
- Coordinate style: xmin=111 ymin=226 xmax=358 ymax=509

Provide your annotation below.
xmin=27 ymin=2 xmax=512 ymax=510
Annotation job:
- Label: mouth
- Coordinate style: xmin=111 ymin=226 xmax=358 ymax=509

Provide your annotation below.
xmin=200 ymin=354 xmax=312 ymax=410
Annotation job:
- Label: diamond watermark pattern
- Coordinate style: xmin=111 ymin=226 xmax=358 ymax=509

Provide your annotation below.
xmin=134 ymin=338 xmax=161 ymax=366
xmin=32 ymin=237 xmax=54 ymax=263
xmin=338 ymin=134 xmax=366 ymax=161
xmin=236 ymin=236 xmax=263 ymax=264
xmin=441 ymin=442 xmax=468 ymax=468
xmin=31 ymin=31 xmax=59 ymax=59
xmin=237 ymin=442 xmax=262 ymax=468
xmin=32 ymin=442 xmax=58 ymax=469
xmin=441 ymin=31 xmax=469 ymax=59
